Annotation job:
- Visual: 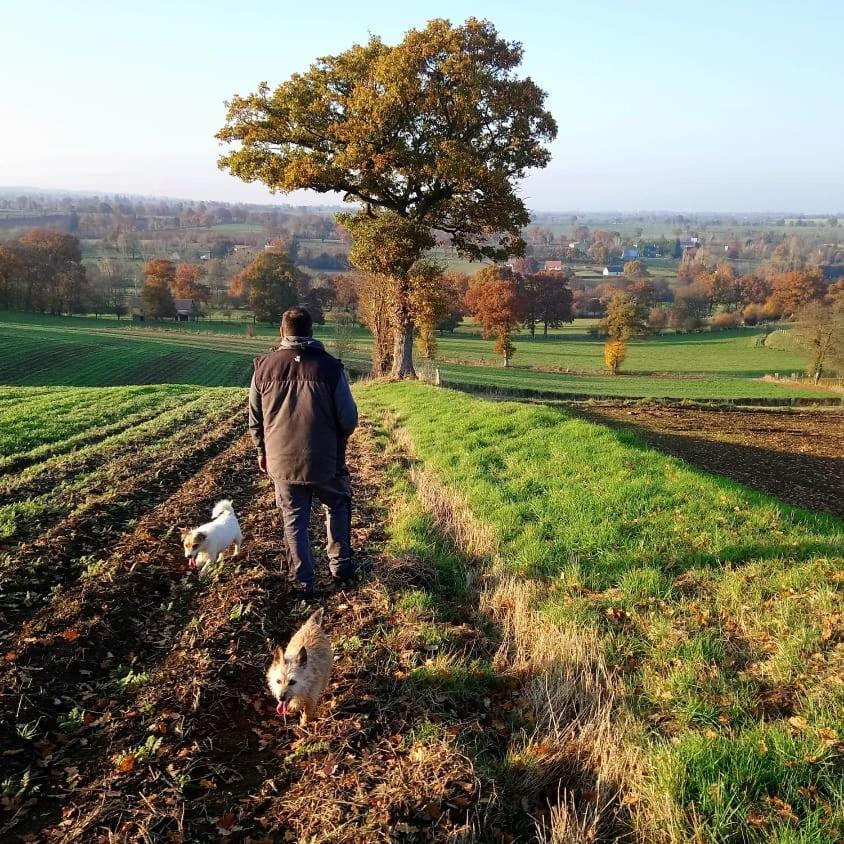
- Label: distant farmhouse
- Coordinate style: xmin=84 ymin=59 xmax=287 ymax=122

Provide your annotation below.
xmin=129 ymin=296 xmax=200 ymax=322
xmin=174 ymin=299 xmax=200 ymax=321
xmin=543 ymin=260 xmax=565 ymax=272
xmin=821 ymin=264 xmax=844 ymax=281
xmin=603 ymin=264 xmax=624 ymax=276
xmin=621 ymin=247 xmax=639 ymax=260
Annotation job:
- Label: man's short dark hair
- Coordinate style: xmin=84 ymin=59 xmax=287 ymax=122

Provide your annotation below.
xmin=281 ymin=306 xmax=313 ymax=337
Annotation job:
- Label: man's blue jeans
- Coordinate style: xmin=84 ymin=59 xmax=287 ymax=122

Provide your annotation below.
xmin=274 ymin=474 xmax=353 ymax=589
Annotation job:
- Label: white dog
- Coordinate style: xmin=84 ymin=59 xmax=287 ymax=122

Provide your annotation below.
xmin=181 ymin=500 xmax=242 ymax=570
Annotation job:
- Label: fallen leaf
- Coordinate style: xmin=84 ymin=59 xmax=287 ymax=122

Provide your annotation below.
xmin=768 ymin=796 xmax=798 ymax=824
xmin=117 ymin=755 xmax=137 ymax=772
xmin=216 ymin=813 xmax=236 ymax=830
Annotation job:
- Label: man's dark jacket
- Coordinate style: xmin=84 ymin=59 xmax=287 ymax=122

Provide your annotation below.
xmin=248 ymin=337 xmax=358 ymax=484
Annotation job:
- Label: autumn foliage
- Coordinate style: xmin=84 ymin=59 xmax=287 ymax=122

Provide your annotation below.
xmin=604 ymin=339 xmax=627 ymax=375
xmin=140 ymin=259 xmax=176 ymax=319
xmin=172 ymin=264 xmax=210 ymax=303
xmin=464 ymin=267 xmax=522 ymax=366
xmin=0 ymin=229 xmax=87 ymax=313
xmin=217 ymin=17 xmax=557 ymax=376
xmin=600 ymin=292 xmax=646 ymax=374
xmin=230 ymin=252 xmax=300 ymax=323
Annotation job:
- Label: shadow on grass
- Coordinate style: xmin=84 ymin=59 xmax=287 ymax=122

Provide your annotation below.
xmin=578 ymin=409 xmax=844 ymax=520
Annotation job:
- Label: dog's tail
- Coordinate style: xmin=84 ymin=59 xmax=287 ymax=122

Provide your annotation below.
xmin=212 ymin=499 xmax=234 ymax=519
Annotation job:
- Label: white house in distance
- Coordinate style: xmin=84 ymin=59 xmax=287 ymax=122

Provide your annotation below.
xmin=543 ymin=260 xmax=565 ymax=272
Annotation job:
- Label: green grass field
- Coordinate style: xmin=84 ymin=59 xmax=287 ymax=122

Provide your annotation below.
xmin=434 ymin=362 xmax=833 ymax=401
xmin=0 ymin=312 xmax=833 ymax=401
xmin=0 ymin=385 xmax=191 ymax=462
xmin=0 ymin=321 xmax=259 ymax=386
xmin=357 ymin=381 xmax=844 ymax=843
xmin=209 ymin=222 xmax=265 ymax=235
xmin=433 ymin=323 xmax=809 ymax=377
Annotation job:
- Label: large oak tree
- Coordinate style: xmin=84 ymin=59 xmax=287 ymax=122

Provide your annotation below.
xmin=217 ymin=17 xmax=556 ymax=376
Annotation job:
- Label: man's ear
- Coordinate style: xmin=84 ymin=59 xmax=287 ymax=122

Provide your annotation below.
xmin=297 ymin=646 xmax=308 ymax=667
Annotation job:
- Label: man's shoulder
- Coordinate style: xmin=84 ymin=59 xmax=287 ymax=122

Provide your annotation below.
xmin=254 ymin=345 xmax=343 ymax=380
xmin=253 ymin=348 xmax=291 ymax=371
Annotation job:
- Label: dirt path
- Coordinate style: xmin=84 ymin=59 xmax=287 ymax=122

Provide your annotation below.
xmin=577 ymin=405 xmax=844 ymax=518
xmin=1 ymin=419 xmax=531 ymax=843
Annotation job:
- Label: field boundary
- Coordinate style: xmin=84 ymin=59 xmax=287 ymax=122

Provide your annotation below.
xmin=436 ymin=376 xmax=844 ymax=407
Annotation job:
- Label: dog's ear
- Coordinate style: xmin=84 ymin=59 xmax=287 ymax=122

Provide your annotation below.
xmin=273 ymin=646 xmax=284 ymax=662
xmin=195 ymin=531 xmax=206 ymax=542
xmin=179 ymin=528 xmax=190 ymax=540
xmin=308 ymin=607 xmax=324 ymax=627
xmin=297 ymin=646 xmax=308 ymax=667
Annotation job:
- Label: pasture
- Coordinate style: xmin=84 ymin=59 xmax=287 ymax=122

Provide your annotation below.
xmin=357 ymin=381 xmax=844 ymax=843
xmin=0 ymin=312 xmax=834 ymax=402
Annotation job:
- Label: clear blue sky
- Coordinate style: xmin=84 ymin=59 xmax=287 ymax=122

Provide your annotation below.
xmin=2 ymin=0 xmax=842 ymax=212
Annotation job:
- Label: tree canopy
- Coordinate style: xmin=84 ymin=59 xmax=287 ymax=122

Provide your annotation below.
xmin=465 ymin=266 xmax=522 ymax=367
xmin=217 ymin=17 xmax=556 ymax=375
xmin=231 ymin=251 xmax=301 ymax=323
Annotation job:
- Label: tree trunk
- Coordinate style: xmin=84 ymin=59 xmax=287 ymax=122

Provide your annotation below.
xmin=391 ymin=323 xmax=416 ymax=378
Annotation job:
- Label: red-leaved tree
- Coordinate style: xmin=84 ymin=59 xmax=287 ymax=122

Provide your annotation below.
xmin=465 ymin=267 xmax=522 ymax=366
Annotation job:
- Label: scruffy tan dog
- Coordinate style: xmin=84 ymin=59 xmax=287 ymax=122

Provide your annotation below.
xmin=267 ymin=608 xmax=333 ymax=726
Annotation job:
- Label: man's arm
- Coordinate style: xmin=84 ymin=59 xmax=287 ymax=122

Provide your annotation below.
xmin=248 ymin=370 xmax=267 ymax=472
xmin=333 ymin=370 xmax=358 ymax=437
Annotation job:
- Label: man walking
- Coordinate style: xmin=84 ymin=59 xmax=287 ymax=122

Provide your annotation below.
xmin=248 ymin=306 xmax=362 ymax=598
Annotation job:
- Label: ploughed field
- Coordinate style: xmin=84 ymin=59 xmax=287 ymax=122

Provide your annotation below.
xmin=578 ymin=404 xmax=844 ymax=519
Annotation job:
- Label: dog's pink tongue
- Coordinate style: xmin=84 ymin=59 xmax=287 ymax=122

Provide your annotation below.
xmin=276 ymin=701 xmax=289 ymax=717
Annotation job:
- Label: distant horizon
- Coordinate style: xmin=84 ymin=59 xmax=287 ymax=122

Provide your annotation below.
xmin=2 ymin=184 xmax=841 ymax=220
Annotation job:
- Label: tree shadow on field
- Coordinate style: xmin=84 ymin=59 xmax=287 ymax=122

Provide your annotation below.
xmin=575 ymin=408 xmax=844 ymax=521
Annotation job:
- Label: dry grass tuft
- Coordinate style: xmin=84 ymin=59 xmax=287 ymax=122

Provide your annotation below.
xmin=403 ymin=457 xmax=644 ymax=841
